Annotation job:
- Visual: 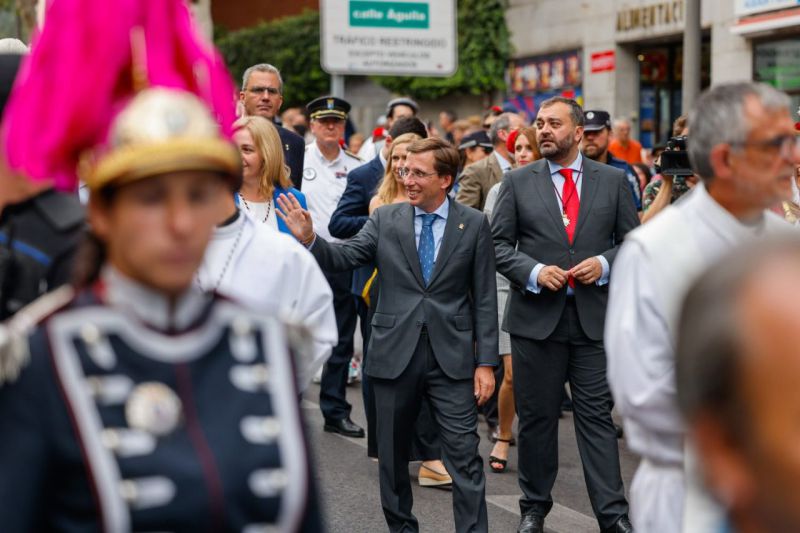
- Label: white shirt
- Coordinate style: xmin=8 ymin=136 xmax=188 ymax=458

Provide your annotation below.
xmin=239 ymin=197 xmax=278 ymax=230
xmin=199 ymin=212 xmax=338 ymax=391
xmin=302 ymin=142 xmax=364 ymax=243
xmin=605 ymin=183 xmax=790 ymax=533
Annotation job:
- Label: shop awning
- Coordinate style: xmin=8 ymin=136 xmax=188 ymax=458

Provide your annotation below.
xmin=732 ymin=6 xmax=800 ymax=36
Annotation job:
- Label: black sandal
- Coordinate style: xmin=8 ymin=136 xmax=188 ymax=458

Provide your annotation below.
xmin=488 ymin=438 xmax=511 ymax=473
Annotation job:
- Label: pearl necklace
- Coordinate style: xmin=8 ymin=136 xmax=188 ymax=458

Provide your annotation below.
xmin=240 ymin=194 xmax=271 ymax=223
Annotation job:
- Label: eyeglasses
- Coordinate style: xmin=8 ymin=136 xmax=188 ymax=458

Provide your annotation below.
xmin=398 ymin=167 xmax=438 ymax=179
xmin=732 ymin=134 xmax=800 ymax=160
xmin=248 ymin=86 xmax=281 ymax=96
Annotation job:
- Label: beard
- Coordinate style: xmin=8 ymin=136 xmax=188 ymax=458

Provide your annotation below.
xmin=538 ymin=134 xmax=575 ymax=160
xmin=582 ymin=141 xmax=607 ymax=161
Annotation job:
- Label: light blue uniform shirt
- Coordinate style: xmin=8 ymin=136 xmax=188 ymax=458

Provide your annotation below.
xmin=527 ymin=153 xmax=610 ymax=294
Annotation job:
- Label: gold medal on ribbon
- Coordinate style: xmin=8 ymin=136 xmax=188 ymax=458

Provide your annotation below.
xmin=125 ymin=382 xmax=182 ymax=436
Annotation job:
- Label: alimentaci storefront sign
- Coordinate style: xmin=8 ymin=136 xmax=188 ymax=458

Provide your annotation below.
xmin=350 ymin=1 xmax=430 ymax=28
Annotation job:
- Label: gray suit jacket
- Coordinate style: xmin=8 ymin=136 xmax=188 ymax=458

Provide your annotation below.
xmin=310 ymin=199 xmax=499 ymax=380
xmin=491 ymin=157 xmax=640 ymax=341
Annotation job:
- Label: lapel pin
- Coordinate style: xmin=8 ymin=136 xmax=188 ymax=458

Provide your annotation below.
xmin=458 ymin=223 xmax=465 ymax=230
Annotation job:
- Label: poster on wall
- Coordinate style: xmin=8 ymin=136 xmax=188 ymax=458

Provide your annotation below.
xmin=505 ymin=50 xmax=583 ymax=118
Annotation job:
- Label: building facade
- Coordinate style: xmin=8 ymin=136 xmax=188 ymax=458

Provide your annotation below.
xmin=505 ymin=0 xmax=800 ymax=147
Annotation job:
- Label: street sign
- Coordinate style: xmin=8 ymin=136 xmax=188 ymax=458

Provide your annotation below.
xmin=320 ymin=0 xmax=458 ymax=76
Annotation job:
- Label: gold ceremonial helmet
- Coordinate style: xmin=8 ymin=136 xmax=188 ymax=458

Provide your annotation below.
xmin=82 ymin=87 xmax=241 ymax=191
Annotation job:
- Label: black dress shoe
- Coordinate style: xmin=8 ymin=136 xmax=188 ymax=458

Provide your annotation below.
xmin=517 ymin=512 xmax=544 ymax=533
xmin=324 ymin=417 xmax=365 ymax=438
xmin=601 ymin=515 xmax=633 ymax=533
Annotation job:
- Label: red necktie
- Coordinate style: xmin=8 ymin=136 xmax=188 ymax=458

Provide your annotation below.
xmin=559 ymin=168 xmax=580 ymax=287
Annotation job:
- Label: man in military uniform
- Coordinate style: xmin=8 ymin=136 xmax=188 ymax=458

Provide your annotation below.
xmin=0 ymin=52 xmax=84 ymax=320
xmin=303 ymin=95 xmax=366 ymax=437
xmin=581 ymin=110 xmax=643 ymax=212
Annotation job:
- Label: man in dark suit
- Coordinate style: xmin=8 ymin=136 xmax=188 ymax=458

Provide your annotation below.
xmin=278 ymin=138 xmax=498 ymax=533
xmin=239 ymin=63 xmax=305 ymax=190
xmin=492 ymin=97 xmax=638 ymax=533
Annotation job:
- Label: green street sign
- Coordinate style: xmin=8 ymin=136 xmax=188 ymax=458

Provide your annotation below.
xmin=349 ymin=1 xmax=430 ymax=29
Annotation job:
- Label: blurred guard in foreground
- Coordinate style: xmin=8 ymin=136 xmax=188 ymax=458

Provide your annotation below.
xmin=0 ymin=0 xmax=322 ymax=531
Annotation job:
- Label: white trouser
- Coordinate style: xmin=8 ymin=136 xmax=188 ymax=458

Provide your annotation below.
xmin=682 ymin=444 xmax=725 ymax=533
xmin=631 ymin=458 xmax=685 ymax=533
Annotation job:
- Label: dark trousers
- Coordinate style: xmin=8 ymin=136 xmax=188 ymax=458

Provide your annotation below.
xmin=320 ymin=270 xmax=358 ymax=421
xmin=359 ymin=292 xmax=440 ymax=461
xmin=479 ymin=359 xmax=504 ymax=430
xmin=373 ymin=330 xmax=488 ymax=533
xmin=512 ymin=300 xmax=628 ymax=529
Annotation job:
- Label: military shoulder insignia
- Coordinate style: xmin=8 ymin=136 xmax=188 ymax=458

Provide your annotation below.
xmin=302 ymin=168 xmax=317 ymax=181
xmin=0 ymin=285 xmax=75 ymax=386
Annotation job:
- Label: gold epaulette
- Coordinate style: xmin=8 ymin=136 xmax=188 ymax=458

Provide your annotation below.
xmin=0 ymin=285 xmax=75 ymax=386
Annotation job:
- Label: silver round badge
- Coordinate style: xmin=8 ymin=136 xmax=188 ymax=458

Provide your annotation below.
xmin=303 ymin=168 xmax=317 ymax=181
xmin=125 ymin=382 xmax=182 ymax=436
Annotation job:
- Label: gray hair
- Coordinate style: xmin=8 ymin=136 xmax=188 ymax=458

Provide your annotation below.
xmin=688 ymin=82 xmax=790 ymax=182
xmin=612 ymin=118 xmax=630 ymax=130
xmin=489 ymin=113 xmax=514 ymax=145
xmin=539 ymin=96 xmax=584 ymax=128
xmin=676 ymin=236 xmax=800 ymax=442
xmin=241 ymin=63 xmax=283 ymax=94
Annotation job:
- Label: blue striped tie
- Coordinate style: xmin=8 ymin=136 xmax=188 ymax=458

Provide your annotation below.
xmin=418 ymin=213 xmax=437 ymax=286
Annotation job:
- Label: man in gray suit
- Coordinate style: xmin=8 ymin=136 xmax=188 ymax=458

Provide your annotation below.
xmin=492 ymin=97 xmax=638 ymax=533
xmin=278 ymin=137 xmax=498 ymax=533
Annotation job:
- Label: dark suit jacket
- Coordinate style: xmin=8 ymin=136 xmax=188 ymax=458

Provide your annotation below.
xmin=277 ymin=126 xmax=306 ymax=191
xmin=311 ymin=199 xmax=499 ymax=381
xmin=491 ymin=157 xmax=639 ymax=341
xmin=328 ymin=154 xmax=384 ymax=239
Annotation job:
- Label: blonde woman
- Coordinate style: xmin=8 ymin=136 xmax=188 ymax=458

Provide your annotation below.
xmin=368 ymin=132 xmax=422 ymax=213
xmin=233 ymin=115 xmax=307 ymax=235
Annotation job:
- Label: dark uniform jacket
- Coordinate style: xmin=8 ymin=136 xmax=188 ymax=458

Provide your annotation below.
xmin=0 ymin=276 xmax=323 ymax=532
xmin=0 ymin=188 xmax=84 ymax=319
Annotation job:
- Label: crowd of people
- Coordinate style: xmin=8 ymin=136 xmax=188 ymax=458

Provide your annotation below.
xmin=2 ymin=2 xmax=800 ymax=533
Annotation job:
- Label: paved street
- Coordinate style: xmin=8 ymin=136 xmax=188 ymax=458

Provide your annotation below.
xmin=303 ymin=381 xmax=638 ymax=533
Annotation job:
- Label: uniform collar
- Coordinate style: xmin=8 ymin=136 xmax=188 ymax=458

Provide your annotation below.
xmin=312 ymin=141 xmax=343 ymax=167
xmin=101 ymin=265 xmax=210 ymax=333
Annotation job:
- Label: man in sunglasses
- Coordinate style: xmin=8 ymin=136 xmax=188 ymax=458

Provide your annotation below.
xmin=239 ymin=63 xmax=305 ymax=190
xmin=605 ymin=81 xmax=799 ymax=533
